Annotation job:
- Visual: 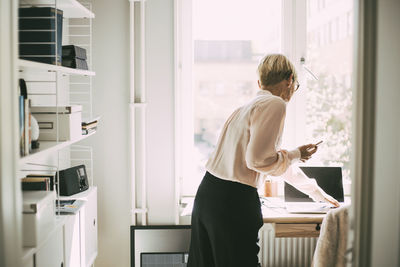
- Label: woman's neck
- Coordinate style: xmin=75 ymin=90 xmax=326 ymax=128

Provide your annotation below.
xmin=261 ymin=85 xmax=283 ymax=97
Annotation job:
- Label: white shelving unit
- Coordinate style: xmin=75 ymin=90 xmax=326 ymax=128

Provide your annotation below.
xmin=20 ymin=0 xmax=94 ymax=18
xmin=59 ymin=187 xmax=98 ymax=267
xmin=19 ymin=131 xmax=95 ymax=165
xmin=19 ymin=59 xmax=95 ymax=76
xmin=21 ymin=216 xmax=67 ymax=263
xmin=16 ymin=1 xmax=98 ymax=266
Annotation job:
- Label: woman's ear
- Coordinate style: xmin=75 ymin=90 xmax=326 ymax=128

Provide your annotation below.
xmin=257 ymin=80 xmax=261 ymax=88
xmin=287 ymin=74 xmax=294 ymax=86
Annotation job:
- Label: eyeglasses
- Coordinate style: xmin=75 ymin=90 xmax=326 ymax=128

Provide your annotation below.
xmin=294 ymin=81 xmax=300 ymax=92
xmin=291 ymin=78 xmax=300 ymax=92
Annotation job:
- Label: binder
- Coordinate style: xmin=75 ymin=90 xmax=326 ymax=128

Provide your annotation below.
xmin=21 ymin=178 xmax=50 ymax=191
xmin=25 ymin=174 xmax=55 ymax=191
xmin=19 ymin=7 xmax=63 ymax=65
xmin=62 ymin=57 xmax=89 ymax=70
xmin=20 ymin=43 xmax=58 ymax=55
xmin=19 ymin=31 xmax=58 ymax=43
xmin=62 ymin=45 xmax=87 ymax=60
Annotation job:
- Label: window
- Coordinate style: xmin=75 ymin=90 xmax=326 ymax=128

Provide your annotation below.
xmin=178 ymin=0 xmax=354 ymax=197
xmin=303 ymin=0 xmax=353 ymax=182
xmin=180 ymin=0 xmax=283 ymax=196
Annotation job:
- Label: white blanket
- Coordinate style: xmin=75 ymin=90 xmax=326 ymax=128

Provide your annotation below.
xmin=312 ymin=205 xmax=350 ymax=267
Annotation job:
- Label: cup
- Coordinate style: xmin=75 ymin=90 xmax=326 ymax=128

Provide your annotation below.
xmin=264 ymin=180 xmax=278 ymax=197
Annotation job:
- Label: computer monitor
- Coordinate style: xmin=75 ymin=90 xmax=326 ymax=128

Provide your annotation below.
xmin=284 ymin=166 xmax=345 ymax=202
xmin=131 ymin=225 xmax=191 ymax=267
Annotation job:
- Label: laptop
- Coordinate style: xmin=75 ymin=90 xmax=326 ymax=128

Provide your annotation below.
xmin=284 ymin=166 xmax=344 ymax=214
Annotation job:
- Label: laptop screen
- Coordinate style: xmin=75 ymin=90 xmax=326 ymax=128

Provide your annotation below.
xmin=284 ymin=166 xmax=344 ymax=202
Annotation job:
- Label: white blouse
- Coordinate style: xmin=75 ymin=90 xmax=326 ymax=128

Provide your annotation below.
xmin=206 ymin=90 xmax=329 ymax=202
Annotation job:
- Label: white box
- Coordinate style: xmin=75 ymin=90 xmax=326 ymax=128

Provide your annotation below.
xmin=22 ymin=191 xmax=56 ymax=247
xmin=31 ymin=105 xmax=82 ymax=141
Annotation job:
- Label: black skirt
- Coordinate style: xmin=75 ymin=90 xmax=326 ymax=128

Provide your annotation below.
xmin=187 ymin=171 xmax=263 ymax=267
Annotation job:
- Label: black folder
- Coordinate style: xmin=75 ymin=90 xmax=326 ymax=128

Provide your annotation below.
xmin=19 ymin=7 xmax=63 ymax=65
xmin=62 ymin=57 xmax=89 ymax=70
xmin=62 ymin=45 xmax=87 ymax=60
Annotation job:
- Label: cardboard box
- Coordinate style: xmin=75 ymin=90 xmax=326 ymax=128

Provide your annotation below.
xmin=22 ymin=191 xmax=56 ymax=247
xmin=31 ymin=105 xmax=82 ymax=141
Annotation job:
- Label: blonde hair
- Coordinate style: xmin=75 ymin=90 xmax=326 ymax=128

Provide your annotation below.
xmin=257 ymin=54 xmax=297 ymax=87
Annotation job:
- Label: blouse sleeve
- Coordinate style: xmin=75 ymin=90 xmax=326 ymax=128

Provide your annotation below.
xmin=281 ymin=166 xmax=331 ymax=202
xmin=245 ymin=98 xmax=300 ymax=176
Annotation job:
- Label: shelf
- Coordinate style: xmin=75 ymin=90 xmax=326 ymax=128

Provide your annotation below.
xmin=20 ymin=131 xmax=96 ymax=165
xmin=59 ymin=186 xmax=96 ymax=200
xmin=20 ymin=0 xmax=94 ymax=18
xmin=19 ymin=59 xmax=95 ymax=76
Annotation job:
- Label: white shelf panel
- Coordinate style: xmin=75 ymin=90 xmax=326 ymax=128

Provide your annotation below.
xmin=59 ymin=186 xmax=96 ymax=200
xmin=19 ymin=59 xmax=95 ymax=76
xmin=20 ymin=131 xmax=96 ymax=165
xmin=20 ymin=0 xmax=94 ymax=18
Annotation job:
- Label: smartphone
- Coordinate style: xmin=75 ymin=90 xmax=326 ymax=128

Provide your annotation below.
xmin=315 ymin=140 xmax=323 ymax=146
xmin=306 ymin=141 xmax=323 ymax=152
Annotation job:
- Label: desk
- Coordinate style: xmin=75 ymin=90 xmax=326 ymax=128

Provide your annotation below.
xmin=261 ymin=197 xmax=325 ymax=238
xmin=181 ymin=196 xmax=348 ymax=238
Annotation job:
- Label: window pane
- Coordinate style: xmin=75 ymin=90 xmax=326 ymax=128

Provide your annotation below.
xmin=182 ymin=0 xmax=283 ymax=195
xmin=305 ymin=0 xmax=353 ymax=181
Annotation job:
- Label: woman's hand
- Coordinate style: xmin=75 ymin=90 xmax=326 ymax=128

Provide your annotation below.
xmin=298 ymin=144 xmax=318 ymax=162
xmin=323 ymin=194 xmax=340 ymax=208
xmin=310 ymin=186 xmax=341 ymax=208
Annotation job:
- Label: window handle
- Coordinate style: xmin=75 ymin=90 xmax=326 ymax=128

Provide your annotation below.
xmin=300 ymin=57 xmax=319 ymax=81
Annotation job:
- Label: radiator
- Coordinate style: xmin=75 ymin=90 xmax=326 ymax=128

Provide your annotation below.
xmin=259 ymin=224 xmax=318 ymax=267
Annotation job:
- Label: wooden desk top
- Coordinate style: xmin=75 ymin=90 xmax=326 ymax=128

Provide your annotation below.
xmin=261 ymin=197 xmax=325 ymax=224
xmin=181 ymin=196 xmax=349 ymax=225
xmin=262 ymin=207 xmax=325 ymax=224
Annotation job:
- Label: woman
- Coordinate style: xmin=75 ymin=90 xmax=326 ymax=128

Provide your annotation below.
xmin=187 ymin=54 xmax=339 ymax=267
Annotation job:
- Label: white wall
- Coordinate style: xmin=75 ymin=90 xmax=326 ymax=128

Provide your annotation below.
xmin=88 ymin=0 xmax=176 ymax=265
xmin=145 ymin=0 xmax=176 ymax=224
xmin=371 ymin=0 xmax=400 ymax=266
xmin=89 ymin=0 xmax=131 ymax=266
